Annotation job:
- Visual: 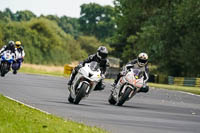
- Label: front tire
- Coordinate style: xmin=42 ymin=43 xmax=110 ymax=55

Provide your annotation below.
xmin=0 ymin=62 xmax=9 ymax=77
xmin=117 ymin=87 xmax=132 ymax=106
xmin=1 ymin=73 xmax=5 ymax=77
xmin=74 ymin=83 xmax=88 ymax=104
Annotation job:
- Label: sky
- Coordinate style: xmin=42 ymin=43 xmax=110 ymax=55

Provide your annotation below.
xmin=0 ymin=0 xmax=114 ymax=18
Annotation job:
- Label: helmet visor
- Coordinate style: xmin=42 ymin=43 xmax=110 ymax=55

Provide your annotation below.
xmin=138 ymin=58 xmax=147 ymax=64
xmin=99 ymin=52 xmax=107 ymax=59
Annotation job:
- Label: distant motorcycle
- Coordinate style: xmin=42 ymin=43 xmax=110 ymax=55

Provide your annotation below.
xmin=108 ymin=68 xmax=144 ymax=106
xmin=12 ymin=51 xmax=24 ymax=73
xmin=68 ymin=61 xmax=103 ymax=104
xmin=0 ymin=50 xmax=15 ymax=77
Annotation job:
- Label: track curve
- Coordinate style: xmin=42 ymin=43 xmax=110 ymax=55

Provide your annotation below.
xmin=0 ymin=73 xmax=200 ymax=133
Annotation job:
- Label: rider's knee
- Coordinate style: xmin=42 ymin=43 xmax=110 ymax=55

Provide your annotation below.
xmin=138 ymin=86 xmax=149 ymax=93
xmin=94 ymin=82 xmax=105 ymax=91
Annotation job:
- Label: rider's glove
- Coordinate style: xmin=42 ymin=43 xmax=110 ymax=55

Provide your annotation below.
xmin=101 ymin=74 xmax=105 ymax=79
xmin=143 ymin=83 xmax=147 ymax=88
xmin=121 ymin=71 xmax=127 ymax=76
xmin=78 ymin=64 xmax=83 ymax=68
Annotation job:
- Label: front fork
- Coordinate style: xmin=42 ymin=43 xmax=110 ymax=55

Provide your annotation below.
xmin=70 ymin=80 xmax=91 ymax=99
xmin=114 ymin=85 xmax=136 ymax=101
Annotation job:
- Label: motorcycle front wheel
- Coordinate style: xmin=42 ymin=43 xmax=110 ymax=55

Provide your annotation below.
xmin=74 ymin=83 xmax=88 ymax=104
xmin=117 ymin=87 xmax=132 ymax=106
xmin=0 ymin=62 xmax=9 ymax=77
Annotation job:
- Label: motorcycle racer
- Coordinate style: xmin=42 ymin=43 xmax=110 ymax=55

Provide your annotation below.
xmin=12 ymin=41 xmax=25 ymax=74
xmin=112 ymin=52 xmax=149 ymax=93
xmin=68 ymin=46 xmax=109 ymax=91
xmin=0 ymin=41 xmax=16 ymax=55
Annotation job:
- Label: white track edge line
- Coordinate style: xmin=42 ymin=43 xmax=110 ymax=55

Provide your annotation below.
xmin=178 ymin=91 xmax=200 ymax=97
xmin=5 ymin=95 xmax=51 ymax=115
xmin=151 ymin=87 xmax=200 ymax=97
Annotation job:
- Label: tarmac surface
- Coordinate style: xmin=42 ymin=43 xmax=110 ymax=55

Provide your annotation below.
xmin=0 ymin=73 xmax=200 ymax=133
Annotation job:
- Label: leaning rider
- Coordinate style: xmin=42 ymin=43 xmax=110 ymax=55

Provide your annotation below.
xmin=0 ymin=40 xmax=16 ymax=55
xmin=112 ymin=52 xmax=149 ymax=93
xmin=68 ymin=46 xmax=110 ymax=91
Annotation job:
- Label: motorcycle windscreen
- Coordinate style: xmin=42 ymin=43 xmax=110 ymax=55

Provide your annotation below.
xmin=89 ymin=61 xmax=100 ymax=71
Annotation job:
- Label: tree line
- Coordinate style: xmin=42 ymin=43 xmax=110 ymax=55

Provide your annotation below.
xmin=111 ymin=0 xmax=200 ymax=77
xmin=0 ymin=7 xmax=112 ymax=65
xmin=0 ymin=0 xmax=200 ymax=77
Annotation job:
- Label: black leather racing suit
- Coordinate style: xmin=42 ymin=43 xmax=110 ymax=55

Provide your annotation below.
xmin=0 ymin=45 xmax=15 ymax=54
xmin=12 ymin=46 xmax=25 ymax=73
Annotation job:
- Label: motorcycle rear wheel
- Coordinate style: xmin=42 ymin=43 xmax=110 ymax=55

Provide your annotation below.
xmin=117 ymin=87 xmax=132 ymax=106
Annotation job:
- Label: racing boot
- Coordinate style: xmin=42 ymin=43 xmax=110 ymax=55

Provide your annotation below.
xmin=94 ymin=81 xmax=105 ymax=91
xmin=112 ymin=73 xmax=122 ymax=88
xmin=111 ymin=82 xmax=117 ymax=88
xmin=67 ymin=70 xmax=77 ymax=86
xmin=111 ymin=78 xmax=119 ymax=88
xmin=111 ymin=87 xmax=118 ymax=99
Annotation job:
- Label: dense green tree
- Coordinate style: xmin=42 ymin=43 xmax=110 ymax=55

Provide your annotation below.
xmin=45 ymin=15 xmax=81 ymax=38
xmin=0 ymin=21 xmax=5 ymax=46
xmin=0 ymin=8 xmax=14 ymax=22
xmin=60 ymin=16 xmax=81 ymax=38
xmin=77 ymin=36 xmax=112 ymax=55
xmin=0 ymin=9 xmax=36 ymax=22
xmin=0 ymin=18 xmax=87 ymax=65
xmin=3 ymin=8 xmax=16 ymax=20
xmin=0 ymin=8 xmax=114 ymax=66
xmin=113 ymin=0 xmax=200 ymax=77
xmin=15 ymin=10 xmax=36 ymax=21
xmin=79 ymin=3 xmax=116 ymax=40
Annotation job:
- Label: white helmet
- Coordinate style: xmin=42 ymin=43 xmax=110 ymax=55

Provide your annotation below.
xmin=137 ymin=52 xmax=148 ymax=66
xmin=97 ymin=46 xmax=108 ymax=59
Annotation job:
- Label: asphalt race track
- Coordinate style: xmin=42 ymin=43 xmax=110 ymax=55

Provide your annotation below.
xmin=0 ymin=73 xmax=200 ymax=133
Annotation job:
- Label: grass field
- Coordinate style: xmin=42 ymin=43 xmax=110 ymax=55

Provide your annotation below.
xmin=19 ymin=63 xmax=65 ymax=77
xmin=149 ymin=83 xmax=200 ymax=95
xmin=0 ymin=94 xmax=108 ymax=133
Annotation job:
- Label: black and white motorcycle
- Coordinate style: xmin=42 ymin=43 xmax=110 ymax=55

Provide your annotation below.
xmin=0 ymin=50 xmax=15 ymax=77
xmin=108 ymin=68 xmax=144 ymax=106
xmin=68 ymin=61 xmax=103 ymax=104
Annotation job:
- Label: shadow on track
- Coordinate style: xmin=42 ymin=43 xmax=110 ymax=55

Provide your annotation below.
xmin=118 ymin=103 xmax=200 ymax=115
xmin=45 ymin=100 xmax=98 ymax=107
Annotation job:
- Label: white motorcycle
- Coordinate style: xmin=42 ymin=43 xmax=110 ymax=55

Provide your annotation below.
xmin=68 ymin=61 xmax=103 ymax=104
xmin=108 ymin=68 xmax=144 ymax=106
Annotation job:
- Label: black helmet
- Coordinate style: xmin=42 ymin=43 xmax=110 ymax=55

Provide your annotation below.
xmin=8 ymin=40 xmax=15 ymax=48
xmin=97 ymin=46 xmax=108 ymax=59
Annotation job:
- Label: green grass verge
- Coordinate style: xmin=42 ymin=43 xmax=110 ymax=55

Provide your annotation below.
xmin=19 ymin=66 xmax=65 ymax=77
xmin=149 ymin=83 xmax=200 ymax=95
xmin=0 ymin=94 xmax=108 ymax=133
